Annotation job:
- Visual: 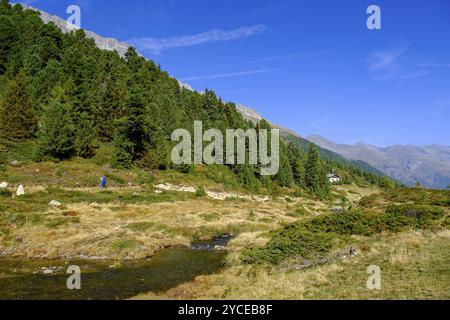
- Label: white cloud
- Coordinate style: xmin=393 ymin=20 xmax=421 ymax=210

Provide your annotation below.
xmin=367 ymin=45 xmax=429 ymax=80
xmin=420 ymin=63 xmax=450 ymax=68
xmin=249 ymin=51 xmax=333 ymax=64
xmin=367 ymin=47 xmax=405 ymax=71
xmin=129 ymin=25 xmax=266 ymax=54
xmin=181 ymin=68 xmax=278 ymax=81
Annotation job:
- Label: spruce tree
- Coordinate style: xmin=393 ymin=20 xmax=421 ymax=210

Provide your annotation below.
xmin=36 ymin=102 xmax=75 ymax=160
xmin=0 ymin=72 xmax=37 ymax=139
xmin=152 ymin=128 xmax=171 ymax=170
xmin=111 ymin=88 xmax=150 ymax=168
xmin=305 ymin=143 xmax=329 ymax=197
xmin=275 ymin=147 xmax=294 ymax=187
xmin=0 ymin=14 xmax=17 ymax=74
xmin=111 ymin=134 xmax=133 ymax=168
xmin=75 ymin=112 xmax=97 ymax=158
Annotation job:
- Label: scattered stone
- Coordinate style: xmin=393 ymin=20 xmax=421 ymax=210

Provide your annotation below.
xmin=49 ymin=200 xmax=63 ymax=207
xmin=10 ymin=160 xmax=20 ymax=167
xmin=41 ymin=267 xmax=55 ymax=275
xmin=154 ymin=182 xmax=270 ymax=202
xmin=16 ymin=185 xmax=25 ymax=196
xmin=0 ymin=182 xmax=8 ymax=189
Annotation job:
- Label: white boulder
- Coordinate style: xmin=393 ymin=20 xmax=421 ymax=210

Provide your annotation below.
xmin=16 ymin=185 xmax=25 ymax=196
xmin=49 ymin=200 xmax=62 ymax=207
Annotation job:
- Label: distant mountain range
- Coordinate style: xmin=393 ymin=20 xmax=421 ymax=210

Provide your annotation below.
xmin=307 ymin=135 xmax=450 ymax=189
xmin=236 ymin=105 xmax=387 ymax=176
xmin=26 ymin=5 xmax=449 ymax=189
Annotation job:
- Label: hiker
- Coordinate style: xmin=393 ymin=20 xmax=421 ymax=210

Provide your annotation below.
xmin=99 ymin=175 xmax=107 ymax=189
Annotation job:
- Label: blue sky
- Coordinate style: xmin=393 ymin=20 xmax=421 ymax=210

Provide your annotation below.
xmin=17 ymin=0 xmax=450 ymax=146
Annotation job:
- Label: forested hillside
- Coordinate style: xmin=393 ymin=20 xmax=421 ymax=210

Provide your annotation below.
xmin=0 ymin=1 xmax=397 ymax=198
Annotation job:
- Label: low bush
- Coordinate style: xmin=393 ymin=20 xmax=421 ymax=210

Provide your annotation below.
xmin=243 ymin=226 xmax=334 ymax=265
xmin=375 ymin=204 xmax=444 ymax=232
xmin=244 ymin=204 xmax=446 ymax=265
xmin=308 ymin=210 xmax=373 ymax=236
xmin=196 ymin=186 xmax=207 ymax=197
xmin=287 ymin=207 xmax=308 ymax=218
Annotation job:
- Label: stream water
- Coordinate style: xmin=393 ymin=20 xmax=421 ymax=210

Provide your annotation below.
xmin=0 ymin=242 xmax=230 ymax=300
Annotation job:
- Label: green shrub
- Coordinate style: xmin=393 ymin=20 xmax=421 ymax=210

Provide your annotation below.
xmin=111 ymin=239 xmax=137 ymax=251
xmin=243 ymin=204 xmax=446 ymax=265
xmin=287 ymin=207 xmax=308 ymax=218
xmin=376 ymin=204 xmax=445 ymax=232
xmin=196 ymin=185 xmax=207 ymax=197
xmin=243 ymin=226 xmax=333 ymax=265
xmin=308 ymin=210 xmax=373 ymax=236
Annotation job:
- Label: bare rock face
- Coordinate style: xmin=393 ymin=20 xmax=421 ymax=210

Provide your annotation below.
xmin=24 ymin=5 xmax=130 ymax=57
xmin=236 ymin=105 xmax=300 ymax=137
xmin=236 ymin=105 xmax=264 ymax=123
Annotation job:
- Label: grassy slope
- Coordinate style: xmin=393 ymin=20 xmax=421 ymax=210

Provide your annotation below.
xmin=0 ymin=140 xmax=375 ymax=260
xmin=134 ymin=229 xmax=449 ymax=300
xmin=133 ymin=189 xmax=449 ymax=300
xmin=1 ymin=139 xmax=448 ymax=299
xmin=0 ymin=141 xmax=341 ymax=259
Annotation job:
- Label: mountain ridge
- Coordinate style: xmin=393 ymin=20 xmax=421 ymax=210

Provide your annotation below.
xmin=307 ymin=135 xmax=450 ymax=189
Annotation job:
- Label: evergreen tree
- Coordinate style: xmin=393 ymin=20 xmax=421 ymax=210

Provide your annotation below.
xmin=111 ymin=134 xmax=133 ymax=168
xmin=94 ymin=53 xmax=128 ymax=140
xmin=0 ymin=72 xmax=37 ymax=139
xmin=75 ymin=112 xmax=97 ymax=158
xmin=286 ymin=142 xmax=306 ymax=187
xmin=236 ymin=165 xmax=260 ymax=192
xmin=274 ymin=146 xmax=294 ymax=187
xmin=111 ymin=88 xmax=150 ymax=168
xmin=305 ymin=143 xmax=329 ymax=197
xmin=0 ymin=13 xmax=17 ymax=74
xmin=36 ymin=102 xmax=75 ymax=159
xmin=152 ymin=128 xmax=171 ymax=170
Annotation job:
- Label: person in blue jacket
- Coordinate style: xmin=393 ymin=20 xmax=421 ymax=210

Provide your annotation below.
xmin=99 ymin=175 xmax=107 ymax=189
